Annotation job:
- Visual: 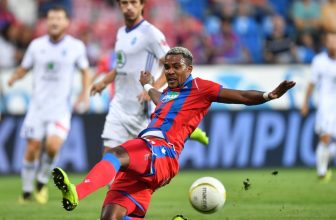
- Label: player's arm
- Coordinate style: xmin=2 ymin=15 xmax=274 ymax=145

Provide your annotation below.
xmin=139 ymin=27 xmax=170 ymax=101
xmin=139 ymin=71 xmax=161 ymax=105
xmin=8 ymin=40 xmax=35 ymax=87
xmin=7 ymin=67 xmax=29 ymax=87
xmin=153 ymin=57 xmax=167 ymax=89
xmin=217 ymin=80 xmax=296 ymax=105
xmin=137 ymin=57 xmax=166 ymax=103
xmin=90 ymin=69 xmax=117 ymax=96
xmin=79 ymin=68 xmax=91 ymax=96
xmin=74 ymin=68 xmax=91 ymax=112
xmin=300 ymin=82 xmax=315 ymax=116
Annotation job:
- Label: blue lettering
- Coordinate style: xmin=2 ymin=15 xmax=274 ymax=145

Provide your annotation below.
xmin=222 ymin=112 xmax=253 ymax=167
xmin=283 ymin=111 xmax=301 ymax=166
xmin=208 ymin=113 xmax=230 ymax=168
xmin=252 ymin=112 xmax=285 ymax=167
xmin=300 ymin=113 xmax=315 ymax=166
xmin=206 ymin=112 xmax=254 ymax=168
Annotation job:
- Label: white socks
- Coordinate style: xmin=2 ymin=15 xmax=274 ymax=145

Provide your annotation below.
xmin=21 ymin=159 xmax=38 ymax=193
xmin=36 ymin=152 xmax=56 ymax=184
xmin=22 ymin=152 xmax=57 ymax=194
xmin=316 ymin=142 xmax=330 ymax=177
xmin=329 ymin=143 xmax=336 ymax=159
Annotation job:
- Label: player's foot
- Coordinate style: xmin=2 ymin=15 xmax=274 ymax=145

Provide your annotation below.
xmin=18 ymin=193 xmax=33 ymax=204
xmin=34 ymin=185 xmax=48 ymax=204
xmin=190 ymin=128 xmax=209 ymax=145
xmin=318 ymin=170 xmax=332 ymax=183
xmin=172 ymin=214 xmax=188 ymax=220
xmin=52 ymin=167 xmax=78 ymax=211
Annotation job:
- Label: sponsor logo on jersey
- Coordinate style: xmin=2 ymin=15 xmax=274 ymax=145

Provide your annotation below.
xmin=116 ymin=50 xmax=126 ymax=68
xmin=45 ymin=61 xmax=60 ymax=74
xmin=161 ymin=91 xmax=180 ymax=103
xmin=116 ymin=71 xmax=127 ymax=75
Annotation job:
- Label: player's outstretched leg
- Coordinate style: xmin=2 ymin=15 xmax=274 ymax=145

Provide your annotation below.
xmin=190 ymin=128 xmax=208 ymax=145
xmin=52 ymin=167 xmax=78 ymax=211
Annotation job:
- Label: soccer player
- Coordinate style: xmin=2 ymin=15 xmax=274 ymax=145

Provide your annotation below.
xmin=301 ymin=31 xmax=336 ymax=182
xmin=7 ymin=6 xmax=90 ymax=204
xmin=90 ymin=0 xmax=207 ymax=156
xmin=53 ymin=47 xmax=295 ymax=220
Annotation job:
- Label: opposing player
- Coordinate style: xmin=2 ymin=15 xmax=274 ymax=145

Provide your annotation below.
xmin=301 ymin=31 xmax=336 ymax=181
xmin=7 ymin=6 xmax=90 ymax=204
xmin=53 ymin=47 xmax=295 ymax=219
xmin=90 ymin=0 xmax=208 ymax=156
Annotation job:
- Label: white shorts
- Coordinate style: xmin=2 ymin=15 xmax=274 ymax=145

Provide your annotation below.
xmin=20 ymin=110 xmax=71 ymax=141
xmin=315 ymin=107 xmax=336 ymax=137
xmin=101 ymin=107 xmax=148 ymax=148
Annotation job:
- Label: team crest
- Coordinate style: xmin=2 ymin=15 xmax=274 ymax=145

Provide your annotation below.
xmin=131 ymin=37 xmax=137 ymax=45
xmin=161 ymin=91 xmax=180 ymax=103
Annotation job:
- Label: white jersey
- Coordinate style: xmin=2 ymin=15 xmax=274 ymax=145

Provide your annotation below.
xmin=21 ymin=35 xmax=89 ymax=120
xmin=310 ymin=52 xmax=336 ymax=136
xmin=311 ymin=52 xmax=336 ymax=109
xmin=111 ymin=20 xmax=170 ymax=117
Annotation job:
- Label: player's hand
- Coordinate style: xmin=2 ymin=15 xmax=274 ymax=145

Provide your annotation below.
xmin=269 ymin=80 xmax=296 ymax=99
xmin=137 ymin=91 xmax=151 ymax=103
xmin=139 ymin=71 xmax=154 ymax=86
xmin=90 ymin=81 xmax=106 ymax=96
xmin=7 ymin=75 xmax=17 ymax=87
xmin=74 ymin=93 xmax=89 ymax=114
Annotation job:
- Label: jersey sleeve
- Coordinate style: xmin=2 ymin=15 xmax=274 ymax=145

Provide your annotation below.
xmin=21 ymin=41 xmax=35 ymax=69
xmin=310 ymin=56 xmax=321 ymax=84
xmin=76 ymin=41 xmax=89 ymax=70
xmin=147 ymin=27 xmax=170 ymax=59
xmin=197 ymin=78 xmax=222 ymax=102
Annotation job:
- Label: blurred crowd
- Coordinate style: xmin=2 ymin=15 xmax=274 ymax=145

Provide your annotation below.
xmin=1 ymin=0 xmax=336 ymax=68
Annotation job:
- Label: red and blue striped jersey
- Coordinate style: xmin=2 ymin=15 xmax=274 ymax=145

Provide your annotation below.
xmin=140 ymin=75 xmax=222 ymax=155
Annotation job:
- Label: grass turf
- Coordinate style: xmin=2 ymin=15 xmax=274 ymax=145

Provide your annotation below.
xmin=1 ymin=168 xmax=336 ymax=220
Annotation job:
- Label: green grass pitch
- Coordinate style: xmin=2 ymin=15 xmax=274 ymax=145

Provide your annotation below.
xmin=1 ymin=168 xmax=336 ymax=220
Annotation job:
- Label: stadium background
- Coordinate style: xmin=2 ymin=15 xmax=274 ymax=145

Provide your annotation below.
xmin=1 ymin=0 xmax=330 ymax=173
xmin=2 ymin=1 xmax=336 ymax=219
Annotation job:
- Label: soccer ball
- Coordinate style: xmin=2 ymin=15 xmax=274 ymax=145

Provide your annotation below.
xmin=188 ymin=177 xmax=226 ymax=214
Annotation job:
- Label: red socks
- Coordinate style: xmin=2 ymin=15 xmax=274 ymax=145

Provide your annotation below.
xmin=76 ymin=153 xmax=121 ymax=200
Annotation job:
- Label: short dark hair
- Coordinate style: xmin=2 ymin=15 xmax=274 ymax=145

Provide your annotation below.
xmin=166 ymin=47 xmax=193 ymax=65
xmin=116 ymin=0 xmax=146 ymax=15
xmin=324 ymin=30 xmax=336 ymax=36
xmin=116 ymin=0 xmax=146 ymax=4
xmin=47 ymin=5 xmax=69 ymax=18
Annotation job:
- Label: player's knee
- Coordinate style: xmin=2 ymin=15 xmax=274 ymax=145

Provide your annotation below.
xmin=320 ymin=134 xmax=331 ymax=144
xmin=45 ymin=143 xmax=60 ymax=157
xmin=45 ymin=136 xmax=63 ymax=157
xmin=104 ymin=146 xmax=130 ymax=169
xmin=100 ymin=205 xmax=126 ymax=220
xmin=100 ymin=214 xmax=123 ymax=220
xmin=27 ymin=139 xmax=41 ymax=150
xmin=46 ymin=147 xmax=57 ymax=158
